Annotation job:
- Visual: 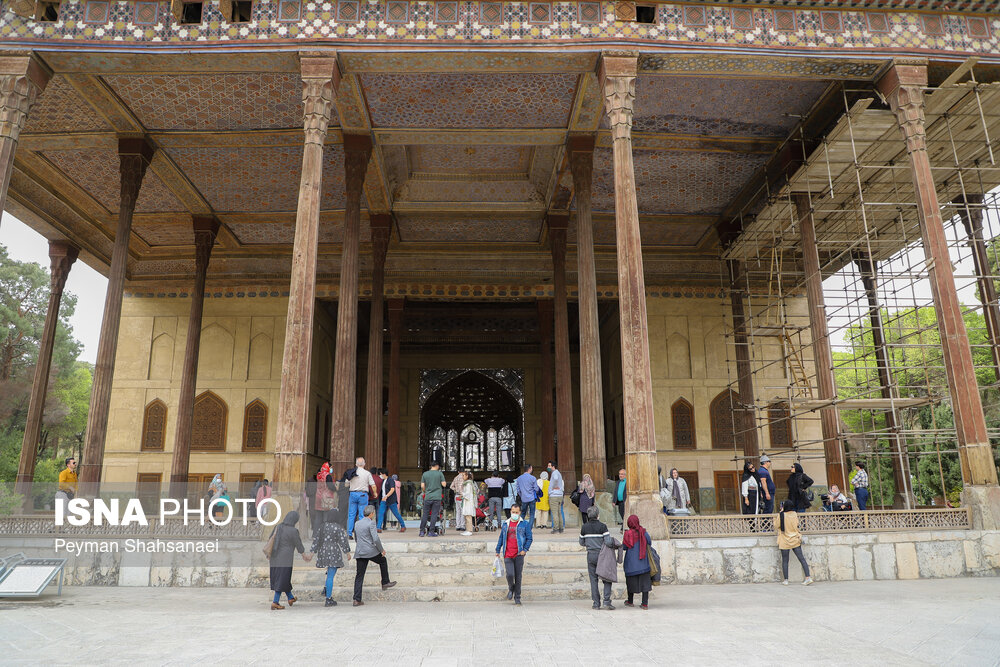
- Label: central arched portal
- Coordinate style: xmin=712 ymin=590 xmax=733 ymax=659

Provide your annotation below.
xmin=419 ymin=369 xmax=524 ymax=473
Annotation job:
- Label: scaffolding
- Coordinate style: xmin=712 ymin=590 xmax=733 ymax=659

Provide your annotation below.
xmin=720 ymin=64 xmax=1000 ymax=509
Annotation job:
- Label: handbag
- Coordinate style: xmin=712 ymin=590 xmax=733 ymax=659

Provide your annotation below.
xmin=570 ymin=489 xmax=581 ymax=506
xmin=648 ymin=545 xmax=662 ymax=586
xmin=491 ymin=555 xmax=505 ymax=579
xmin=262 ymin=525 xmax=279 ymax=559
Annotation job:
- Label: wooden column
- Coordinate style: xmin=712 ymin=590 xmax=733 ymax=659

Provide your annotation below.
xmin=599 ymin=54 xmax=662 ymax=536
xmin=569 ymin=134 xmax=607 ymax=486
xmin=726 ymin=260 xmax=760 ymax=460
xmin=168 ymin=216 xmax=219 ymax=497
xmin=878 ymin=63 xmax=998 ymax=487
xmin=794 ymin=194 xmax=847 ymax=491
xmin=956 ymin=195 xmax=1000 ymax=382
xmin=855 ymin=252 xmax=915 ymax=508
xmin=273 ymin=57 xmax=339 ymax=487
xmin=0 ymin=55 xmax=49 ymax=223
xmin=385 ymin=298 xmax=403 ymax=474
xmin=16 ymin=240 xmax=78 ymax=505
xmin=537 ymin=299 xmax=555 ymax=469
xmin=78 ymin=136 xmax=154 ymax=492
xmin=363 ymin=214 xmax=391 ymax=468
xmin=549 ymin=215 xmax=577 ymax=489
xmin=329 ymin=133 xmax=372 ymax=475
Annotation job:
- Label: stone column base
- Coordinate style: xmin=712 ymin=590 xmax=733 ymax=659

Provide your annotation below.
xmin=626 ymin=492 xmax=667 ymax=539
xmin=962 ymin=485 xmax=1000 ymax=530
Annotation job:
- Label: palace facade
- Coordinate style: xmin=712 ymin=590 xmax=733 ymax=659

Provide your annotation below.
xmin=6 ymin=0 xmax=1000 ymax=533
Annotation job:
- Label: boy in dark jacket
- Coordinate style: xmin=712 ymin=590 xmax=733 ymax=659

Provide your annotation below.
xmin=579 ymin=506 xmax=615 ymax=610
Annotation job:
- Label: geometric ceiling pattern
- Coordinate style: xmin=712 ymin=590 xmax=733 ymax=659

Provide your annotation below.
xmin=10 ymin=50 xmax=839 ymax=286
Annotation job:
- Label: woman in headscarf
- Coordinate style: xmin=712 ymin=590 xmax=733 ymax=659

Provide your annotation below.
xmin=378 ymin=473 xmax=406 ymax=532
xmin=254 ymin=479 xmax=272 ymax=522
xmin=777 ymin=500 xmax=813 ymax=585
xmin=310 ymin=508 xmax=351 ymax=606
xmin=312 ymin=463 xmax=336 ymax=535
xmin=535 ymin=471 xmax=550 ymax=529
xmin=741 ymin=461 xmax=763 ymax=515
xmin=269 ymin=511 xmax=309 ymax=609
xmin=787 ymin=462 xmax=814 ymax=513
xmin=461 ymin=471 xmax=479 ymax=536
xmin=662 ymin=468 xmax=691 ymax=514
xmin=207 ymin=474 xmax=228 ymax=520
xmin=577 ymin=473 xmax=596 ymax=521
xmin=622 ymin=514 xmax=652 ymax=609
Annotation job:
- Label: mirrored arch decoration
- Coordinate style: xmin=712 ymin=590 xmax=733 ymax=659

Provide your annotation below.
xmin=429 ymin=426 xmax=446 ymax=466
xmin=419 ymin=369 xmax=524 ymax=472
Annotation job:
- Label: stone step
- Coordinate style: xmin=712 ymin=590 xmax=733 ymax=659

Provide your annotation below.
xmin=277 ymin=585 xmax=632 ymax=603
xmin=378 ymin=536 xmax=588 ymax=554
xmin=361 ymin=552 xmax=587 ymax=569
xmin=292 ymin=567 xmax=590 ymax=587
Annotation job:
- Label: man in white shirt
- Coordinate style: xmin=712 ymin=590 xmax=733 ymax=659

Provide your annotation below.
xmin=546 ymin=461 xmax=565 ymax=534
xmin=347 ymin=457 xmax=377 ymax=538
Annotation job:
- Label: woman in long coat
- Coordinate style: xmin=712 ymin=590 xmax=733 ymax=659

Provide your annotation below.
xmin=311 ymin=509 xmax=351 ymax=606
xmin=622 ymin=514 xmax=652 ymax=609
xmin=269 ymin=511 xmax=309 ymax=609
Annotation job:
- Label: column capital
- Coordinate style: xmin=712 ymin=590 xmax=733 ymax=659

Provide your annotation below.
xmin=192 ymin=215 xmax=219 ymax=271
xmin=387 ymin=297 xmax=405 ymax=314
xmin=344 ymin=133 xmax=372 ymax=195
xmin=599 ymin=54 xmax=637 ymax=142
xmin=300 ymin=56 xmax=340 ymax=146
xmin=568 ymin=134 xmax=595 ymax=188
xmin=47 ymin=240 xmax=79 ymax=294
xmin=877 ymin=64 xmax=929 ymax=156
xmin=0 ymin=54 xmax=50 ymax=144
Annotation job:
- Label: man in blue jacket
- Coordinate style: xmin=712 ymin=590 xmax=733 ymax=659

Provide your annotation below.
xmin=515 ymin=464 xmax=539 ymax=527
xmin=496 ymin=502 xmax=532 ymax=605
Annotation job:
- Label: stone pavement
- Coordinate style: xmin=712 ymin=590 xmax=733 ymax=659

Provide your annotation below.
xmin=2 ymin=579 xmax=1000 ymax=665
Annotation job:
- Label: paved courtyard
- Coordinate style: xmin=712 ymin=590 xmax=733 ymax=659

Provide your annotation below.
xmin=2 ymin=578 xmax=999 ymax=665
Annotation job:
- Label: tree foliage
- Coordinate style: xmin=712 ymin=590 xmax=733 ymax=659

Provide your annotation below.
xmin=0 ymin=245 xmax=88 ymax=485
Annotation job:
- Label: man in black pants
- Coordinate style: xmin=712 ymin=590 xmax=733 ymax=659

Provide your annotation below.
xmin=352 ymin=505 xmax=396 ymax=606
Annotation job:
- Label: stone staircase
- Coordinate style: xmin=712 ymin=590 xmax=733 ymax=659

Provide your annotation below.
xmin=289 ymin=532 xmax=626 ymax=602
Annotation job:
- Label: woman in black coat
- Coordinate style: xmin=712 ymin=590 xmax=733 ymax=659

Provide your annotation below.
xmin=269 ymin=511 xmax=309 ymax=609
xmin=786 ymin=463 xmax=814 ymax=513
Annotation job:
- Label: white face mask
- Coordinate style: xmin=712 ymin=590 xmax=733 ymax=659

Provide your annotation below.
xmin=510 ymin=514 xmax=520 ymax=521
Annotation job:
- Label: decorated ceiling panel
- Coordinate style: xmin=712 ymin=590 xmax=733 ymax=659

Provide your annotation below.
xmin=103 ymin=73 xmax=306 ymax=131
xmin=396 ymin=214 xmax=542 ymax=243
xmin=42 ymin=148 xmax=185 ymax=214
xmin=627 ymin=75 xmax=829 ymax=136
xmin=24 ymin=76 xmax=111 ymax=134
xmin=591 ymin=148 xmax=769 ymax=216
xmin=165 ymin=144 xmax=350 ymax=212
xmin=409 ymin=145 xmax=532 ymax=175
xmin=570 ymin=217 xmax=713 ymax=247
xmin=360 ymin=73 xmax=578 ymax=128
xmin=227 ymin=218 xmax=370 ymax=245
xmin=133 ymin=220 xmax=196 ymax=246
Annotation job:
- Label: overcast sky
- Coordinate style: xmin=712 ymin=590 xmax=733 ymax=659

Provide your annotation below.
xmin=1 ymin=203 xmax=997 ymax=367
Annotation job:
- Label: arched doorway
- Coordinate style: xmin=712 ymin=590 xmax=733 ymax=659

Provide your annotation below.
xmin=419 ymin=369 xmax=524 ymax=473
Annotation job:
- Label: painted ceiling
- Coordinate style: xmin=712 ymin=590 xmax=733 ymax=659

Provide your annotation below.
xmin=11 ymin=52 xmax=841 ymax=286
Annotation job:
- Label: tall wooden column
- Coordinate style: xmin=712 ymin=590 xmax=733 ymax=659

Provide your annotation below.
xmin=726 ymin=260 xmax=760 ymax=460
xmin=569 ymin=135 xmax=607 ymax=486
xmin=599 ymin=54 xmax=662 ymax=536
xmin=537 ymin=299 xmax=555 ymax=468
xmin=855 ymin=252 xmax=915 ymax=508
xmin=878 ymin=63 xmax=999 ymax=489
xmin=0 ymin=56 xmax=49 ymax=223
xmin=78 ymin=136 xmax=154 ymax=492
xmin=794 ymin=194 xmax=846 ymax=491
xmin=549 ymin=215 xmax=577 ymax=489
xmin=329 ymin=134 xmax=372 ymax=475
xmin=273 ymin=57 xmax=339 ymax=487
xmin=363 ymin=214 xmax=391 ymax=468
xmin=956 ymin=195 xmax=1000 ymax=382
xmin=385 ymin=299 xmax=403 ymax=474
xmin=168 ymin=216 xmax=219 ymax=497
xmin=16 ymin=241 xmax=78 ymax=505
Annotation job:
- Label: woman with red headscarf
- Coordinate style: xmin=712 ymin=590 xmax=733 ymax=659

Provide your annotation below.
xmin=312 ymin=463 xmax=337 ymax=535
xmin=622 ymin=514 xmax=652 ymax=609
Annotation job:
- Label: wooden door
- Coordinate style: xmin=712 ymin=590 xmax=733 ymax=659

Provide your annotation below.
xmin=714 ymin=471 xmax=740 ymax=514
xmin=136 ymin=473 xmax=162 ymax=515
xmin=239 ymin=473 xmax=264 ymax=518
xmin=676 ymin=471 xmax=700 ymax=512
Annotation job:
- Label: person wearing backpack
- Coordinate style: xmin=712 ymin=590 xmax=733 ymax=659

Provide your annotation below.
xmin=787 ymin=463 xmax=814 ymax=513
